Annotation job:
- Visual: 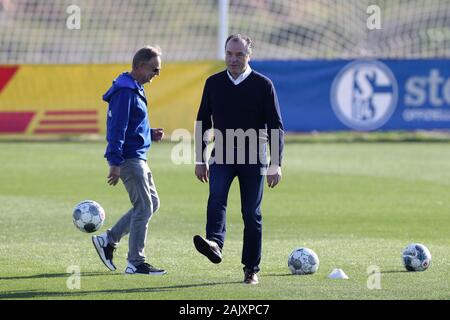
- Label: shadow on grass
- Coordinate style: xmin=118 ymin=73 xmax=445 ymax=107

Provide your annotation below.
xmin=0 ymin=272 xmax=120 ymax=281
xmin=380 ymin=270 xmax=410 ymax=274
xmin=0 ymin=280 xmax=243 ymax=299
xmin=263 ymin=273 xmax=294 ymax=277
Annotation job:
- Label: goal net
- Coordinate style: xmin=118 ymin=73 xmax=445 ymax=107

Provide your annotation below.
xmin=1 ymin=0 xmax=450 ymax=64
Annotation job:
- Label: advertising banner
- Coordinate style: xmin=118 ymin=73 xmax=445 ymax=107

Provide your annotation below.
xmin=252 ymin=59 xmax=450 ymax=131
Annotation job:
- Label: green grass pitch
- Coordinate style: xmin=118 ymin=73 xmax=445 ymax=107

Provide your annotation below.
xmin=0 ymin=141 xmax=449 ymax=300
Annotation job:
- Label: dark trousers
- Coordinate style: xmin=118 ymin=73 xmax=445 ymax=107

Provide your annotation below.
xmin=206 ymin=163 xmax=264 ymax=273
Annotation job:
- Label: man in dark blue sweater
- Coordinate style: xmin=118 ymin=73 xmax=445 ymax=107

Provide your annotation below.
xmin=92 ymin=46 xmax=166 ymax=276
xmin=193 ymin=34 xmax=284 ymax=284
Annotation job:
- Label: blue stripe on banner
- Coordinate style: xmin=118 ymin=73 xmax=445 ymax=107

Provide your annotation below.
xmin=251 ymin=59 xmax=450 ymax=131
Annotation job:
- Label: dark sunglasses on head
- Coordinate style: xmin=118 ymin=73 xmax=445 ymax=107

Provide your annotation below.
xmin=142 ymin=63 xmax=160 ymax=73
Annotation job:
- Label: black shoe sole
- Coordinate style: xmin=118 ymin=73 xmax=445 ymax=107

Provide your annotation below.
xmin=125 ymin=268 xmax=167 ymax=276
xmin=193 ymin=235 xmax=222 ymax=264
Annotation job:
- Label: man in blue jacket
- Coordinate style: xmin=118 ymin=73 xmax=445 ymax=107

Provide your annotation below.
xmin=92 ymin=46 xmax=166 ymax=275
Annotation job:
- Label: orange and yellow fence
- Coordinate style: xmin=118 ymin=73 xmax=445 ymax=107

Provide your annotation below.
xmin=0 ymin=62 xmax=223 ymax=137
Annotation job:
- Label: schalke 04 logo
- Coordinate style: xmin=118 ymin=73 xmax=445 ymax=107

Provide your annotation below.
xmin=331 ymin=60 xmax=398 ymax=130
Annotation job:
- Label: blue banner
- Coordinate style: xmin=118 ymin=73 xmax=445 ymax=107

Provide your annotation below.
xmin=251 ymin=59 xmax=450 ymax=131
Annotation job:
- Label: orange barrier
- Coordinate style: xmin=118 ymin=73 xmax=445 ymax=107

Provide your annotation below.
xmin=0 ymin=62 xmax=223 ymax=137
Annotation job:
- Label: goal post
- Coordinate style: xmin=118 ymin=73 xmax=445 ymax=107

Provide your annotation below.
xmin=1 ymin=0 xmax=449 ymax=64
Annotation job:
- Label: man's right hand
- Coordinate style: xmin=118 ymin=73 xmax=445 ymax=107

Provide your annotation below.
xmin=195 ymin=164 xmax=209 ymax=183
xmin=107 ymin=165 xmax=121 ymax=186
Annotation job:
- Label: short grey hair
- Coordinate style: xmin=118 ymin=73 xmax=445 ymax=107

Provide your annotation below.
xmin=132 ymin=45 xmax=162 ymax=69
xmin=225 ymin=34 xmax=253 ymax=55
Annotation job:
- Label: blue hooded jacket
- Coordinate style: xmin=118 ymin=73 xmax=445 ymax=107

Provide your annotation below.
xmin=103 ymin=72 xmax=152 ymax=166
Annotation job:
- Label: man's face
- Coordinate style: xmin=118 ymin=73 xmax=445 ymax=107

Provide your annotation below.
xmin=225 ymin=39 xmax=250 ymax=78
xmin=137 ymin=56 xmax=161 ymax=84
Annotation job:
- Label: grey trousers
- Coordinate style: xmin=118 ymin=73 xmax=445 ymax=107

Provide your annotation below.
xmin=107 ymin=159 xmax=160 ymax=265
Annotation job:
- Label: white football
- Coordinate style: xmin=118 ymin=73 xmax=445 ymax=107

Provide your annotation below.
xmin=288 ymin=247 xmax=319 ymax=275
xmin=72 ymin=200 xmax=105 ymax=233
xmin=402 ymin=243 xmax=431 ymax=272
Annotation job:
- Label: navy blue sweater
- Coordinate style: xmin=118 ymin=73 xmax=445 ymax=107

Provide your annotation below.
xmin=196 ymin=70 xmax=284 ymax=166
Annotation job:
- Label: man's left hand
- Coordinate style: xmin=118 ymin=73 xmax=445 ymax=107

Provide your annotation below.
xmin=267 ymin=165 xmax=282 ymax=188
xmin=107 ymin=165 xmax=121 ymax=186
xmin=151 ymin=128 xmax=164 ymax=142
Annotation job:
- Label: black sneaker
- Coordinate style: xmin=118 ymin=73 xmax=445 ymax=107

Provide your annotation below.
xmin=92 ymin=233 xmax=116 ymax=271
xmin=193 ymin=235 xmax=222 ymax=264
xmin=125 ymin=262 xmax=167 ymax=275
xmin=244 ymin=269 xmax=259 ymax=285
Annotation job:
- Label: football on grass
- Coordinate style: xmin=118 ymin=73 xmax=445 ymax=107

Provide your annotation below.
xmin=402 ymin=243 xmax=431 ymax=272
xmin=72 ymin=200 xmax=105 ymax=233
xmin=288 ymin=247 xmax=320 ymax=275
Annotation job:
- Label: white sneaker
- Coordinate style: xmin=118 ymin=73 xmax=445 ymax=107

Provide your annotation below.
xmin=92 ymin=233 xmax=116 ymax=271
